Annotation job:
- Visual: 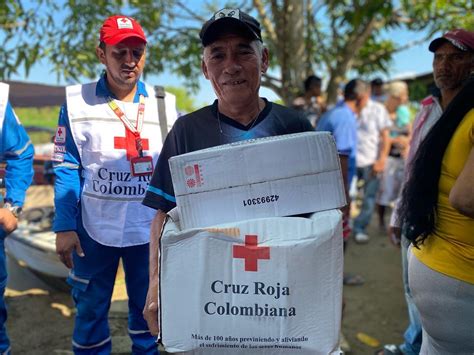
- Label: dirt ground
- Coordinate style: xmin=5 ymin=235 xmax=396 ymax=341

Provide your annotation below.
xmin=5 ymin=186 xmax=408 ymax=354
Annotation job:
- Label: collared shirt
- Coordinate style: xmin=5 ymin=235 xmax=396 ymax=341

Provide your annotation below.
xmin=356 ymin=99 xmax=392 ymax=167
xmin=95 ymin=72 xmax=148 ymax=100
xmin=316 ymin=101 xmax=358 ymax=184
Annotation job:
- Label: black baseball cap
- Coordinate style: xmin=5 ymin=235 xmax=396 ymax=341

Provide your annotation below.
xmin=199 ymin=8 xmax=262 ymax=46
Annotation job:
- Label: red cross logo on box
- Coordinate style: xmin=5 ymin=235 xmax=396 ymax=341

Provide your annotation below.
xmin=233 ymin=235 xmax=270 ymax=272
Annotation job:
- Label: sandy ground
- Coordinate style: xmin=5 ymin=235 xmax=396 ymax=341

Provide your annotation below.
xmin=5 ymin=186 xmax=408 ymax=354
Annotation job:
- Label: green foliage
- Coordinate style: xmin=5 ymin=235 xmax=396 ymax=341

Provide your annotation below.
xmin=0 ymin=0 xmax=53 ymax=78
xmin=353 ymin=38 xmax=396 ymax=75
xmin=402 ymin=0 xmax=473 ymax=33
xmin=408 ymin=80 xmax=431 ymax=102
xmin=15 ymin=106 xmax=60 ymax=128
xmin=164 ymin=86 xmax=198 ymax=114
xmin=1 ymin=0 xmax=473 ymax=103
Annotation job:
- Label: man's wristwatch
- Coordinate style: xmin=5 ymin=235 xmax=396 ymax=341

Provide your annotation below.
xmin=3 ymin=203 xmax=22 ymax=219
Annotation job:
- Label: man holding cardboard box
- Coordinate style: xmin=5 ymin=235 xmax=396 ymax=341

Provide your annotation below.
xmin=142 ymin=8 xmax=314 ymax=336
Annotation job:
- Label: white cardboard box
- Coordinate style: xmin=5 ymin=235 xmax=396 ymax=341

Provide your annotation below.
xmin=169 ymin=132 xmax=346 ymax=230
xmin=160 ymin=209 xmax=343 ymax=354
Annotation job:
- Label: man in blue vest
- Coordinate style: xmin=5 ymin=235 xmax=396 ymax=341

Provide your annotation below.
xmin=53 ymin=15 xmax=172 ymax=354
xmin=0 ymin=82 xmax=34 ymax=355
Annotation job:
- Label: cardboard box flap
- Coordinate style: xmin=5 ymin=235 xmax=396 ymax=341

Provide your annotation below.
xmin=169 ymin=132 xmax=340 ymax=196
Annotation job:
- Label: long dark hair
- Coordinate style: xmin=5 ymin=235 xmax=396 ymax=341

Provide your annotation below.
xmin=400 ymin=76 xmax=474 ymax=246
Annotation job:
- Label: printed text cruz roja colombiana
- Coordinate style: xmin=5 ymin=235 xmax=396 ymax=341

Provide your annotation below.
xmin=203 ymin=281 xmax=296 ymax=317
xmin=210 ymin=280 xmax=290 ymax=300
xmin=92 ymin=167 xmax=151 ymax=195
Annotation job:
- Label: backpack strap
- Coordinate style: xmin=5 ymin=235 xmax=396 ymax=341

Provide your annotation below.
xmin=154 ymin=85 xmax=168 ymax=143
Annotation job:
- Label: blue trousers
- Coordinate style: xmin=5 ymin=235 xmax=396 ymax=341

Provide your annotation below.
xmin=400 ymin=236 xmax=422 ymax=354
xmin=353 ymin=165 xmax=380 ymax=234
xmin=68 ymin=224 xmax=158 ymax=355
xmin=0 ymin=229 xmax=10 ymax=355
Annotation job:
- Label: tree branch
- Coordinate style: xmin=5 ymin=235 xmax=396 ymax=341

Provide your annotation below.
xmin=313 ymin=25 xmax=332 ymax=68
xmin=263 ymin=72 xmax=281 ymax=84
xmin=261 ymin=76 xmax=282 ymax=97
xmin=175 ymin=1 xmax=207 ymax=22
xmin=253 ymin=0 xmax=277 ymax=43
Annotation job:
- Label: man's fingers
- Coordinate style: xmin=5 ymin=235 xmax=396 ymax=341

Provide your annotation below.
xmin=75 ymin=242 xmax=85 ymax=257
xmin=388 ymin=227 xmax=402 ymax=248
xmin=144 ymin=301 xmax=159 ymax=336
xmin=58 ymin=252 xmax=73 ymax=269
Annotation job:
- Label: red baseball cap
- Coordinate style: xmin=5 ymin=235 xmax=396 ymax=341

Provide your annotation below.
xmin=429 ymin=29 xmax=474 ymax=52
xmin=100 ymin=15 xmax=147 ymax=45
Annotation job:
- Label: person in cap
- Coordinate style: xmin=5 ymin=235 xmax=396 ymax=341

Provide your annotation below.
xmin=53 ymin=15 xmax=176 ymax=354
xmin=0 ymin=83 xmax=34 ymax=355
xmin=141 ymin=8 xmax=314 ymax=336
xmin=378 ymin=29 xmax=474 ymax=355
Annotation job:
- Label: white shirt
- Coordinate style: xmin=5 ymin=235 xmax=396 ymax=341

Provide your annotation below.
xmin=356 ymin=99 xmax=392 ymax=167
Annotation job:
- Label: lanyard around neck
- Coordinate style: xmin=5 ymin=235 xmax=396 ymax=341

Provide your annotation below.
xmin=107 ymin=94 xmax=146 ymax=136
xmin=107 ymin=94 xmax=146 ymax=156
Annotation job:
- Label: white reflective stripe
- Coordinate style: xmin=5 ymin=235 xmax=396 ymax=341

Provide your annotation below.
xmin=68 ymin=271 xmax=89 ymax=285
xmin=54 ymin=162 xmax=80 ymax=169
xmin=0 ymin=83 xmax=9 ymax=145
xmin=70 ymin=117 xmax=160 ymax=126
xmin=0 ymin=346 xmax=11 ymax=355
xmin=128 ymin=328 xmax=150 ymax=335
xmin=83 ymin=191 xmax=144 ymax=202
xmin=72 ymin=336 xmax=111 ymax=350
xmin=4 ymin=140 xmax=32 ymax=157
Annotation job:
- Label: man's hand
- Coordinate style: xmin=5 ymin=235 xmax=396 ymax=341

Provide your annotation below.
xmin=388 ymin=226 xmax=402 ymax=247
xmin=143 ymin=210 xmax=166 ymax=337
xmin=0 ymin=208 xmax=18 ymax=235
xmin=143 ymin=277 xmax=160 ymax=336
xmin=56 ymin=231 xmax=84 ymax=269
xmin=340 ymin=198 xmax=351 ymax=223
xmin=372 ymin=159 xmax=386 ymax=174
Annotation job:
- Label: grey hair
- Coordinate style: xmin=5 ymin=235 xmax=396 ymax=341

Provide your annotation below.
xmin=201 ymin=39 xmax=265 ymax=59
xmin=253 ymin=40 xmax=264 ymax=57
xmin=386 ymin=81 xmax=408 ymax=98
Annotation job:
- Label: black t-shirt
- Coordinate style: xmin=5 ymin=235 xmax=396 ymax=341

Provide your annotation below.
xmin=142 ymin=99 xmax=314 ymax=212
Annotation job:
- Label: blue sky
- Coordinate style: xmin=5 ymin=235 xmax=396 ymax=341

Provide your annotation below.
xmin=10 ymin=3 xmax=437 ymax=106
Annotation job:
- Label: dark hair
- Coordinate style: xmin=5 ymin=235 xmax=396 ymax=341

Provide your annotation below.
xmin=400 ymin=76 xmax=474 ymax=246
xmin=371 ymin=77 xmax=383 ymax=86
xmin=304 ymin=75 xmax=322 ymax=92
xmin=344 ymin=79 xmax=369 ymax=101
xmin=99 ymin=41 xmax=106 ymax=50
